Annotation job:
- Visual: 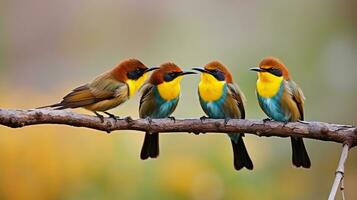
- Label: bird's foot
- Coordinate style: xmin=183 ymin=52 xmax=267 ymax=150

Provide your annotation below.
xmin=146 ymin=117 xmax=152 ymax=124
xmin=263 ymin=118 xmax=272 ymax=123
xmin=168 ymin=116 xmax=176 ymax=123
xmin=124 ymin=116 xmax=133 ymax=123
xmin=298 ymin=120 xmax=309 ymax=124
xmin=104 ymin=112 xmax=120 ymax=120
xmin=224 ymin=118 xmax=231 ymax=126
xmin=94 ymin=111 xmax=105 ymax=123
xmin=200 ymin=116 xmax=209 ymax=122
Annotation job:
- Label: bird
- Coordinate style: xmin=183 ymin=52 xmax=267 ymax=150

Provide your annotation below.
xmin=139 ymin=62 xmax=196 ymax=160
xmin=39 ymin=58 xmax=158 ymax=122
xmin=250 ymin=56 xmax=311 ymax=168
xmin=193 ymin=61 xmax=253 ymax=170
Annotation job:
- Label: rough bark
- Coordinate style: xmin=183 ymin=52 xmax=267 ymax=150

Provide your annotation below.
xmin=0 ymin=108 xmax=356 ymax=147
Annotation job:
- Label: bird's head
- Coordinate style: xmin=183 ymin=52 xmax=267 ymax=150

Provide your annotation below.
xmin=112 ymin=58 xmax=158 ymax=96
xmin=192 ymin=61 xmax=233 ymax=84
xmin=149 ymin=62 xmax=196 ymax=85
xmin=250 ymin=56 xmax=290 ymax=82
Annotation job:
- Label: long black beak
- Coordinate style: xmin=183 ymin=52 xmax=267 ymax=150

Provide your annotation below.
xmin=249 ymin=67 xmax=265 ymax=72
xmin=145 ymin=67 xmax=159 ymax=72
xmin=178 ymin=71 xmax=197 ymax=76
xmin=192 ymin=67 xmax=209 ymax=73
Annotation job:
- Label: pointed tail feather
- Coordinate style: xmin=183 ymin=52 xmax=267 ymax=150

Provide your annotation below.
xmin=37 ymin=103 xmax=63 ymax=109
xmin=291 ymin=137 xmax=311 ymax=168
xmin=140 ymin=132 xmax=159 ymax=160
xmin=231 ymin=136 xmax=253 ymax=170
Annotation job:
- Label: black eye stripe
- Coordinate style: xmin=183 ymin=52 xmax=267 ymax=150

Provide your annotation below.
xmin=266 ymin=68 xmax=283 ymax=77
xmin=208 ymin=69 xmax=219 ymax=73
xmin=164 ymin=71 xmax=181 ymax=82
xmin=207 ymin=69 xmax=225 ymax=81
xmin=127 ymin=68 xmax=145 ymax=80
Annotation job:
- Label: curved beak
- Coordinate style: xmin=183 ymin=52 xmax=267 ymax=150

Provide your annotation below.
xmin=145 ymin=67 xmax=159 ymax=72
xmin=178 ymin=71 xmax=197 ymax=76
xmin=249 ymin=67 xmax=265 ymax=72
xmin=192 ymin=67 xmax=209 ymax=73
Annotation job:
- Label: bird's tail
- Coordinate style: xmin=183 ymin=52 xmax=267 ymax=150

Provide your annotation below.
xmin=37 ymin=103 xmax=65 ymax=110
xmin=231 ymin=135 xmax=253 ymax=170
xmin=291 ymin=137 xmax=311 ymax=168
xmin=140 ymin=132 xmax=159 ymax=160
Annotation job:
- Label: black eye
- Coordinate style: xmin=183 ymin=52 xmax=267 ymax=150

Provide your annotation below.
xmin=268 ymin=67 xmax=282 ymax=77
xmin=164 ymin=72 xmax=179 ymax=82
xmin=208 ymin=69 xmax=225 ymax=81
xmin=127 ymin=68 xmax=144 ymax=80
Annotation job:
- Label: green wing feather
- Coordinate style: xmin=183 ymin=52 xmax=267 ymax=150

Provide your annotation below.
xmin=285 ymin=80 xmax=305 ymax=120
xmin=139 ymin=83 xmax=157 ymax=118
xmin=226 ymin=83 xmax=246 ymax=119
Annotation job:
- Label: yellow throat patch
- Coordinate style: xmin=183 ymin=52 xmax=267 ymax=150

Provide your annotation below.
xmin=126 ymin=73 xmax=148 ymax=97
xmin=198 ymin=73 xmax=225 ymax=102
xmin=256 ymin=71 xmax=283 ymax=98
xmin=157 ymin=76 xmax=182 ymax=101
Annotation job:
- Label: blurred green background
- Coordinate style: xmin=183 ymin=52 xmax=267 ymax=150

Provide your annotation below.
xmin=1 ymin=0 xmax=356 ymax=199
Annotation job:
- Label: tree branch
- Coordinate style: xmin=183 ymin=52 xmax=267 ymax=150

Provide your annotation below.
xmin=328 ymin=144 xmax=349 ymax=200
xmin=0 ymin=108 xmax=356 ymax=147
xmin=0 ymin=108 xmax=356 ymax=198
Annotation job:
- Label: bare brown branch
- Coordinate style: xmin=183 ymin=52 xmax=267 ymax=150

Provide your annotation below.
xmin=0 ymin=108 xmax=356 ymax=147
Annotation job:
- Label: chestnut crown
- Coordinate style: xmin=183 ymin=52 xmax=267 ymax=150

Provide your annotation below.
xmin=258 ymin=56 xmax=290 ymax=80
xmin=112 ymin=58 xmax=150 ymax=81
xmin=150 ymin=62 xmax=195 ymax=85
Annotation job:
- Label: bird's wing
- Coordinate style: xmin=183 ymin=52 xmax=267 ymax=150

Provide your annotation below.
xmin=284 ymin=80 xmax=305 ymax=120
xmin=226 ymin=83 xmax=246 ymax=119
xmin=139 ymin=83 xmax=179 ymax=118
xmin=139 ymin=83 xmax=156 ymax=118
xmin=57 ymin=73 xmax=128 ymax=109
xmin=89 ymin=72 xmax=129 ymax=99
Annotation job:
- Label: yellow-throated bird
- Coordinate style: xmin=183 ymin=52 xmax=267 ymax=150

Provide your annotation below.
xmin=193 ymin=61 xmax=253 ymax=170
xmin=139 ymin=62 xmax=196 ymax=160
xmin=250 ymin=56 xmax=311 ymax=168
xmin=39 ymin=58 xmax=158 ymax=121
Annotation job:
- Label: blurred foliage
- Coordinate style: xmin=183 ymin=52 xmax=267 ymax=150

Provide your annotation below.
xmin=0 ymin=0 xmax=356 ymax=199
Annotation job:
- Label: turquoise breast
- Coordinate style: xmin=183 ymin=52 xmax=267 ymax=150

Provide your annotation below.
xmin=257 ymin=83 xmax=290 ymax=122
xmin=199 ymin=84 xmax=228 ymax=119
xmin=150 ymin=86 xmax=179 ymax=118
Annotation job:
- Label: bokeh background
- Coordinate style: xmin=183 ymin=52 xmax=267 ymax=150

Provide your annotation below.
xmin=1 ymin=0 xmax=356 ymax=199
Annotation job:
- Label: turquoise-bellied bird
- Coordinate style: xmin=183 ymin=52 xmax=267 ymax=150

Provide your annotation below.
xmin=139 ymin=62 xmax=196 ymax=160
xmin=250 ymin=56 xmax=311 ymax=168
xmin=39 ymin=58 xmax=158 ymax=121
xmin=193 ymin=61 xmax=253 ymax=170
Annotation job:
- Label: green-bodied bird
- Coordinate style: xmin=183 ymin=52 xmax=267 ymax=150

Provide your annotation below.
xmin=139 ymin=62 xmax=196 ymax=159
xmin=193 ymin=61 xmax=253 ymax=170
xmin=250 ymin=56 xmax=311 ymax=168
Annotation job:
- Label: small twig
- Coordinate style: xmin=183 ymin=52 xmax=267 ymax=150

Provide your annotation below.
xmin=341 ymin=178 xmax=345 ymax=200
xmin=328 ymin=144 xmax=349 ymax=200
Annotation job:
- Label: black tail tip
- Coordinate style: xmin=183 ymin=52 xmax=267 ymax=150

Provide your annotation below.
xmin=291 ymin=137 xmax=311 ymax=168
xmin=140 ymin=152 xmax=159 ymax=160
xmin=234 ymin=161 xmax=254 ymax=171
xmin=231 ymin=139 xmax=254 ymax=171
xmin=140 ymin=132 xmax=159 ymax=160
xmin=292 ymin=157 xmax=311 ymax=168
